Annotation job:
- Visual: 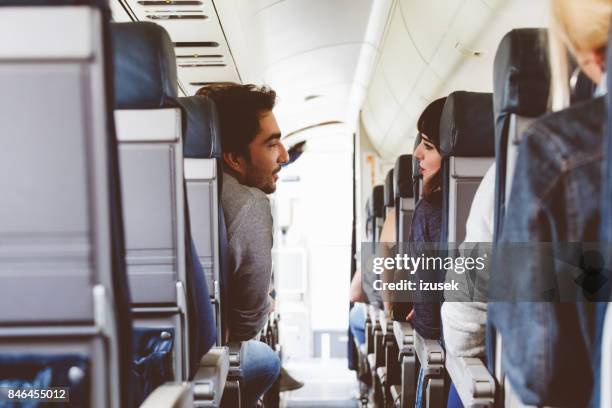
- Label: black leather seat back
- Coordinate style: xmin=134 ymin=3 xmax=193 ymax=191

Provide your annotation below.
xmin=439 ymin=91 xmax=495 ymax=243
xmin=371 ymin=185 xmax=385 ymax=242
xmin=492 ymin=28 xmax=550 ymax=240
xmin=394 ymin=154 xmax=414 ymax=245
xmin=384 ymin=169 xmax=394 ymax=223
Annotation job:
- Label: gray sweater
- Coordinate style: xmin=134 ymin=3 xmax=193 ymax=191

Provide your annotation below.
xmin=222 ymin=172 xmax=273 ymax=341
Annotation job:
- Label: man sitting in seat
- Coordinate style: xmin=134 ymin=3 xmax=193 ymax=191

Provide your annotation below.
xmin=196 ymin=83 xmax=297 ymax=406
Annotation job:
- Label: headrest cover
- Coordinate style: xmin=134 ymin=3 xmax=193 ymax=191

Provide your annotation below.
xmin=439 ymin=91 xmax=495 ymax=158
xmin=112 ymin=22 xmax=178 ymax=109
xmin=394 ymin=155 xmax=414 ymax=199
xmin=494 ymin=28 xmax=550 ymax=119
xmin=384 ymin=169 xmax=394 ymax=207
xmin=181 ymin=96 xmax=221 ymax=159
xmin=371 ymin=185 xmax=385 ymax=218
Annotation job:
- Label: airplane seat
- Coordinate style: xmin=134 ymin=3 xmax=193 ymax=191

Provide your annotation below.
xmin=489 ymin=28 xmax=550 ymax=408
xmin=384 ymin=169 xmax=395 ymax=223
xmin=364 ymin=183 xmax=391 ymax=404
xmin=394 ymin=154 xmax=415 ymax=245
xmin=363 ymin=186 xmax=386 ymax=393
xmin=181 ymin=95 xmax=223 ymax=343
xmin=364 ymin=198 xmax=373 ymax=241
xmin=493 ymin=28 xmax=550 ymax=240
xmin=412 ymin=91 xmax=494 ymax=408
xmin=412 ymin=135 xmax=422 ymax=207
xmin=388 ymin=154 xmax=417 ymax=407
xmin=112 ymin=21 xmax=191 ymax=399
xmin=440 ymin=91 xmax=495 ymax=245
xmin=180 ymin=97 xmax=248 ymax=405
xmin=371 ymin=185 xmax=385 ymax=242
xmin=0 ymin=1 xmax=133 ymax=406
xmin=182 ymin=95 xmax=241 ymax=407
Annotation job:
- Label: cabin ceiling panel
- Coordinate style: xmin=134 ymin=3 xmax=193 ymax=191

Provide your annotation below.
xmin=361 ymin=102 xmax=384 ymax=148
xmin=397 ymin=0 xmax=464 ymax=62
xmin=377 ymin=9 xmax=425 ymax=104
xmin=275 ymin=84 xmax=352 ymax=134
xmin=367 ymin=69 xmax=400 ymax=137
xmin=240 ymin=0 xmax=374 ymax=66
xmin=263 ymin=44 xmax=363 ymax=101
xmin=428 ymin=0 xmax=494 ymax=81
xmin=382 ymin=105 xmax=417 ymax=154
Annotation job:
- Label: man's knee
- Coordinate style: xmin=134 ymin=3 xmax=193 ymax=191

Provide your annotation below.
xmin=244 ymin=340 xmax=280 ymax=382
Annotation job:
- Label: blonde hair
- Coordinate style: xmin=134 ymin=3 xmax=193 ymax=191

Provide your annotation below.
xmin=549 ymin=0 xmax=612 ymax=110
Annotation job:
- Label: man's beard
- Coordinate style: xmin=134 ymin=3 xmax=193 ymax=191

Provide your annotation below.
xmin=244 ymin=164 xmax=281 ymax=194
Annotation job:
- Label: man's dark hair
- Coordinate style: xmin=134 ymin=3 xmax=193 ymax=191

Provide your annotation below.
xmin=196 ymin=83 xmax=277 ymax=157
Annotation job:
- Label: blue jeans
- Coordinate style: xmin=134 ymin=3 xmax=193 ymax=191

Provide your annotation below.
xmin=241 ymin=340 xmax=280 ymax=407
xmin=447 ymin=382 xmax=464 ymax=408
xmin=349 ymin=305 xmax=366 ymax=346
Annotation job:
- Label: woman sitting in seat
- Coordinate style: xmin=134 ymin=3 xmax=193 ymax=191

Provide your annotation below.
xmin=394 ymin=97 xmax=446 ymax=408
xmin=405 ymin=97 xmax=447 ymax=341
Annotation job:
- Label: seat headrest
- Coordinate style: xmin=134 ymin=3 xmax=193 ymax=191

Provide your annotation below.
xmin=372 ymin=185 xmax=385 ymax=218
xmin=494 ymin=28 xmax=550 ymax=119
xmin=181 ymin=96 xmax=221 ymax=159
xmin=384 ymin=169 xmax=394 ymax=207
xmin=112 ymin=22 xmax=178 ymax=109
xmin=394 ymin=154 xmax=414 ymax=199
xmin=440 ymin=91 xmax=495 ymax=158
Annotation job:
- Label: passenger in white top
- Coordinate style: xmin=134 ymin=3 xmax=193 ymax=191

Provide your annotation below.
xmin=441 ymin=163 xmax=495 ymax=357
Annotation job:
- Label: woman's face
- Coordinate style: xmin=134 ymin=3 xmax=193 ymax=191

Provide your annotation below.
xmin=414 ymin=134 xmax=442 ymax=187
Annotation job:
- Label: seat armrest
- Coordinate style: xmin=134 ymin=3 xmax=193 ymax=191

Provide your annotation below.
xmin=226 ymin=341 xmax=245 ymax=378
xmin=367 ymin=353 xmax=376 ymax=370
xmin=140 ymin=383 xmax=193 ymax=408
xmin=413 ymin=330 xmax=445 ymax=375
xmin=376 ymin=366 xmax=387 ymax=383
xmin=227 ymin=341 xmax=244 ymax=366
xmin=193 ymin=347 xmax=230 ymax=405
xmin=368 ymin=305 xmax=380 ymax=328
xmin=393 ymin=321 xmax=414 ymax=349
xmin=378 ymin=310 xmax=386 ymax=335
xmin=390 ymin=384 xmax=401 ymax=404
xmin=445 ymin=354 xmax=495 ymax=408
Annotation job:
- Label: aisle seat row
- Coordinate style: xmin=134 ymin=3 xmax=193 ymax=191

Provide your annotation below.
xmin=0 ymin=2 xmax=257 ymax=406
xmin=358 ymin=28 xmax=551 ymax=407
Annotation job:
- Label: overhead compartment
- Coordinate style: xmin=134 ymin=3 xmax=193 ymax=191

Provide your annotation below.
xmin=117 ymin=0 xmax=242 ymax=95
